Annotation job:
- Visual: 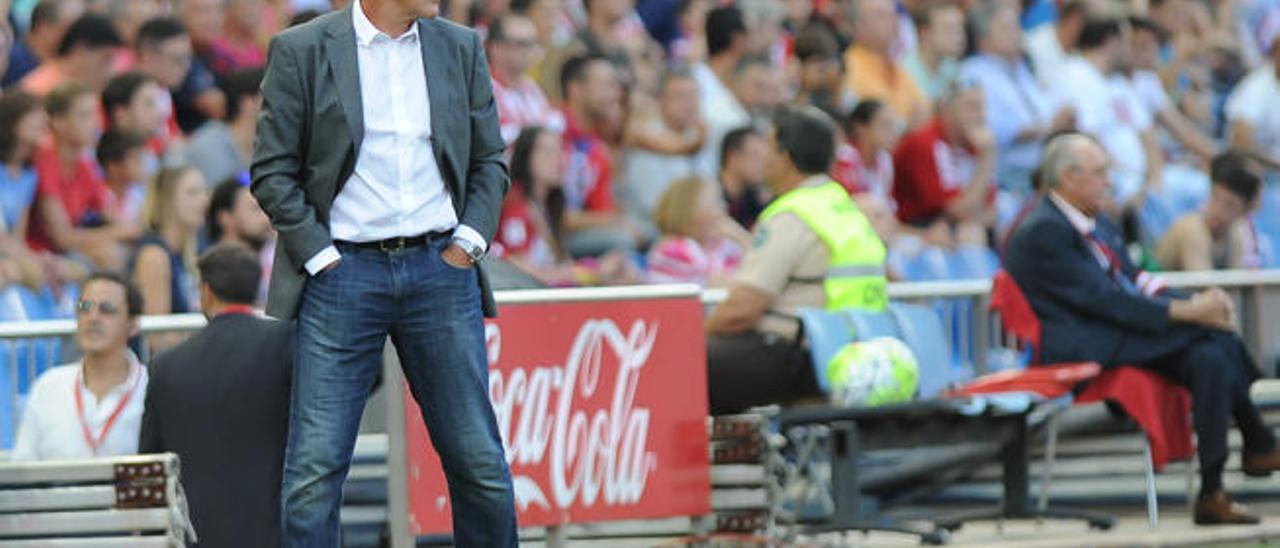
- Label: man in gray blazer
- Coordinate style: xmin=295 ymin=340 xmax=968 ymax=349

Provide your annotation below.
xmin=250 ymin=0 xmax=515 ymax=545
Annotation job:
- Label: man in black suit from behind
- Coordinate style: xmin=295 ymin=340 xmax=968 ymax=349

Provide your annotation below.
xmin=1005 ymin=133 xmax=1280 ymax=524
xmin=140 ymin=243 xmax=292 ymax=547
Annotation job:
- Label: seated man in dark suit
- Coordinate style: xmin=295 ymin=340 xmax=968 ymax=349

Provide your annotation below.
xmin=1005 ymin=133 xmax=1280 ymax=525
xmin=139 ymin=243 xmax=292 ymax=547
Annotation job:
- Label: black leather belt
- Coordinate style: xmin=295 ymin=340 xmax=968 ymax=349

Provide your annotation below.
xmin=335 ymin=231 xmax=449 ymax=252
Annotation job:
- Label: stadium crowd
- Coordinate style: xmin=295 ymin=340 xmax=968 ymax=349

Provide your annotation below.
xmin=0 ymin=0 xmax=1270 ymax=320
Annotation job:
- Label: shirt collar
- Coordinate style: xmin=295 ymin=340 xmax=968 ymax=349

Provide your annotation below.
xmin=800 ymin=174 xmax=830 ymax=189
xmin=1049 ymin=191 xmax=1096 ymax=234
xmin=353 ymin=0 xmax=419 ymax=47
xmin=77 ymin=351 xmax=143 ymax=395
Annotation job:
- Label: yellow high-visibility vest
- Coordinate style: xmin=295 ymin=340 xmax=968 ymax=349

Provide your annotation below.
xmin=759 ymin=181 xmax=888 ymax=311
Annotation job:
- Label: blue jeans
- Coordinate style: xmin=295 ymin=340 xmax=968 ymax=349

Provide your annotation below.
xmin=282 ymin=238 xmax=516 ymax=547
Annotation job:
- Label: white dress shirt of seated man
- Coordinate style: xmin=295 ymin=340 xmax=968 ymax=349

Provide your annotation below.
xmin=13 ymin=272 xmax=147 ymax=460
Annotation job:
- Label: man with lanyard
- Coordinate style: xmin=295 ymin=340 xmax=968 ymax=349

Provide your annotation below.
xmin=706 ymin=105 xmax=888 ymax=414
xmin=14 ymin=272 xmax=147 ymax=460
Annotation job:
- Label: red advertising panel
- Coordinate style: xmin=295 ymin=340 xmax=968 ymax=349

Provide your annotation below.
xmin=404 ymin=296 xmax=712 ymax=535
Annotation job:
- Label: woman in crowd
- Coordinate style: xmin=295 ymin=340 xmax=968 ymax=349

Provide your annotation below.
xmin=646 ymin=177 xmax=750 ymax=286
xmin=0 ymin=91 xmax=53 ymax=290
xmin=493 ymin=126 xmax=638 ymax=286
xmin=131 ymin=167 xmax=208 ymax=315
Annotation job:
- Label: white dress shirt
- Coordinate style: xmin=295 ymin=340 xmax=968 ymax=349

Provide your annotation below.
xmin=13 ymin=354 xmax=148 ymax=461
xmin=305 ymin=1 xmax=484 ymax=274
xmin=960 ymin=53 xmax=1058 ymax=174
xmin=1055 ymin=57 xmax=1151 ymax=202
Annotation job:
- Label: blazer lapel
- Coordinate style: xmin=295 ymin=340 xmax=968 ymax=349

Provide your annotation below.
xmin=418 ymin=18 xmax=452 ymax=181
xmin=325 ymin=9 xmax=364 ymax=150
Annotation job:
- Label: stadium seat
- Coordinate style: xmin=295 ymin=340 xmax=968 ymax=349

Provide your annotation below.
xmin=799 ymin=302 xmax=960 ymax=398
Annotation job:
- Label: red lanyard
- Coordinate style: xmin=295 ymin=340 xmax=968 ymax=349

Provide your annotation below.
xmin=73 ymin=364 xmax=140 ymax=455
xmin=218 ymin=304 xmax=255 ymax=317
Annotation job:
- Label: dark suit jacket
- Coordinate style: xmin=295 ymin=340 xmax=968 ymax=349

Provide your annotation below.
xmin=139 ymin=314 xmax=292 ymax=548
xmin=251 ymin=7 xmax=508 ymax=319
xmin=1004 ymin=195 xmax=1193 ymax=366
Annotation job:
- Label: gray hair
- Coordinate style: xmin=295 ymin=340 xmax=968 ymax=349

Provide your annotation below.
xmin=1040 ymin=133 xmax=1095 ymax=188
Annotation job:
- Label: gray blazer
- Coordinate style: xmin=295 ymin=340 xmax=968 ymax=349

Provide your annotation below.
xmin=251 ymin=8 xmax=508 ymax=319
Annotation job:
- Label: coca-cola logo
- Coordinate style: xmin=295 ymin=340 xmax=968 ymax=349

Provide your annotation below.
xmin=487 ymin=319 xmax=659 ymax=512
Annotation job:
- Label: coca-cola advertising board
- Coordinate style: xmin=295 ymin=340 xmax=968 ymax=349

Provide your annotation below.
xmin=403 ymin=294 xmax=712 ymax=534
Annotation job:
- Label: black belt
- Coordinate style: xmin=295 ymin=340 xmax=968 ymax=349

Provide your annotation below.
xmin=335 ymin=231 xmax=449 ymax=252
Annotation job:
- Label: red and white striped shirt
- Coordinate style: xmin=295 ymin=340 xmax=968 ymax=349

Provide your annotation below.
xmin=491 ymin=72 xmax=563 ymax=146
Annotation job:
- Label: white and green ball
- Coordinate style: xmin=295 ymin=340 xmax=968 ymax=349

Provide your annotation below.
xmin=826 ymin=337 xmax=920 ymax=407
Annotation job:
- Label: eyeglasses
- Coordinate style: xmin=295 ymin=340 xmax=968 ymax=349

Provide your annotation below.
xmin=503 ymin=38 xmax=540 ymax=50
xmin=76 ymin=300 xmax=122 ymax=315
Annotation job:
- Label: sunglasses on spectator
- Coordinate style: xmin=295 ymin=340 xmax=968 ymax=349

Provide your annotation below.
xmin=76 ymin=300 xmax=122 ymax=315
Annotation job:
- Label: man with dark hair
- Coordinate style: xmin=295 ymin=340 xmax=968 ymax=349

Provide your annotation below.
xmin=1155 ymin=151 xmax=1265 ymax=270
xmin=486 ymin=13 xmax=560 ymax=146
xmin=718 ymin=125 xmax=769 ymax=228
xmin=705 ymin=106 xmax=888 ymax=413
xmin=1006 ymin=134 xmax=1280 ymax=524
xmin=102 ymin=71 xmax=170 ymax=157
xmin=15 ymin=271 xmax=147 ymax=460
xmin=3 ymin=0 xmax=84 ymax=87
xmin=793 ymin=24 xmax=851 ymax=119
xmin=207 ymin=178 xmax=272 ymax=251
xmin=559 ymin=53 xmax=642 ymax=256
xmin=97 ymin=128 xmax=150 ymax=229
xmin=693 ymin=6 xmax=752 ymax=177
xmin=20 ymin=13 xmax=123 ymax=95
xmin=135 ymin=17 xmax=225 ymax=136
xmin=185 ymin=68 xmax=264 ymax=186
xmin=140 ymin=243 xmax=292 ymax=548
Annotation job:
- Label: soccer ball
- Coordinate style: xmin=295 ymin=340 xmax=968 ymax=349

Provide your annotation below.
xmin=826 ymin=337 xmax=919 ymax=407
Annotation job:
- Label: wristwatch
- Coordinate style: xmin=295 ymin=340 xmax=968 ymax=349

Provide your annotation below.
xmin=451 ymin=237 xmax=486 ymax=264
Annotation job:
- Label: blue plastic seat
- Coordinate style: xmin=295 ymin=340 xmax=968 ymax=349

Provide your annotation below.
xmin=799 ymin=302 xmax=961 ymax=399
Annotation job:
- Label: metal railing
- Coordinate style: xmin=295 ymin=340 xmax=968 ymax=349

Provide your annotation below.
xmin=3 ymin=270 xmax=1279 ymax=442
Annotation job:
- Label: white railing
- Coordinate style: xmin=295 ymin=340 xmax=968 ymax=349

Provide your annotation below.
xmin=2 ymin=271 xmax=1278 ymax=450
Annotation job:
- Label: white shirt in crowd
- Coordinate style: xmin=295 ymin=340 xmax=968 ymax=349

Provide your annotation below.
xmin=13 ymin=355 xmax=147 ymax=461
xmin=1226 ymin=64 xmax=1280 ymax=164
xmin=1056 ymin=57 xmax=1152 ymax=201
xmin=1023 ymin=24 xmax=1068 ymax=87
xmin=305 ymin=1 xmax=485 ymax=274
xmin=692 ymin=62 xmax=750 ymax=180
xmin=960 ymin=53 xmax=1059 ymax=174
xmin=621 ymin=117 xmax=700 ymax=219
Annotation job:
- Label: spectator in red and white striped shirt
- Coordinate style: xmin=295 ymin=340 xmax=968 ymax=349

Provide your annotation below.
xmin=487 ymin=13 xmax=562 ymax=148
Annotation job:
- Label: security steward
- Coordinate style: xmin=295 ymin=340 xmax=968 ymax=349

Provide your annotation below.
xmin=706 ymin=106 xmax=888 ymax=414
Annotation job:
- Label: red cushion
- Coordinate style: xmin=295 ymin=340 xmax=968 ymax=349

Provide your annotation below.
xmin=947 ymin=362 xmax=1101 ymax=400
xmin=1076 ymin=366 xmax=1194 ymax=470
